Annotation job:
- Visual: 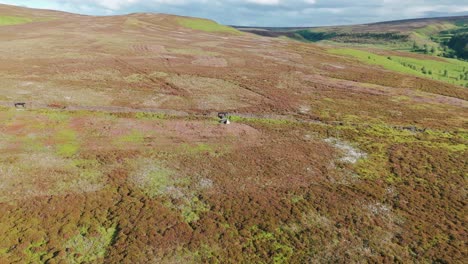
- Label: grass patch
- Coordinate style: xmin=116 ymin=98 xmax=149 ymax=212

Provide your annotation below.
xmin=415 ymin=23 xmax=456 ymax=36
xmin=55 ymin=129 xmax=79 ymax=157
xmin=178 ymin=143 xmax=223 ymax=157
xmin=329 ymin=48 xmax=468 ymax=87
xmin=24 ymin=239 xmax=49 ymax=263
xmin=177 ymin=17 xmax=241 ymax=34
xmin=134 ymin=111 xmax=168 ymax=120
xmin=243 ymin=226 xmax=294 ymax=264
xmin=38 ymin=109 xmax=70 ymax=122
xmin=65 ymin=226 xmax=116 ymax=263
xmin=53 ymin=158 xmax=104 ymax=194
xmin=116 ymin=130 xmax=144 ymax=144
xmin=332 ymin=122 xmax=467 ymax=182
xmin=230 ymin=115 xmax=294 ymax=126
xmin=0 ymin=16 xmax=34 ymax=26
xmin=57 ymin=143 xmax=79 ymax=158
xmin=130 ymin=159 xmax=210 ymax=223
xmin=131 ymin=160 xmax=177 ymax=198
xmin=180 ymin=196 xmax=209 ymax=223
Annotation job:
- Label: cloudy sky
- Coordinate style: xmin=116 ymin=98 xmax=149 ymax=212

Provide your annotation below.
xmin=1 ymin=0 xmax=467 ymax=27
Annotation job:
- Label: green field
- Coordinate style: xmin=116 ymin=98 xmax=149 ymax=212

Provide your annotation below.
xmin=0 ymin=15 xmax=34 ymax=26
xmin=330 ymin=48 xmax=468 ymax=87
xmin=177 ymin=17 xmax=241 ymax=34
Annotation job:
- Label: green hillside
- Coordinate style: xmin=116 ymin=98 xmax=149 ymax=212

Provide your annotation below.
xmin=330 ymin=48 xmax=468 ymax=87
xmin=237 ymin=16 xmax=468 ymax=60
xmin=0 ymin=15 xmax=33 ymax=25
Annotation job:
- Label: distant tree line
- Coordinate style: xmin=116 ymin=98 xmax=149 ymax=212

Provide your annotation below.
xmin=430 ymin=26 xmax=468 ymax=60
xmin=411 ymin=43 xmax=437 ymax=54
xmin=294 ymin=30 xmax=408 ymax=43
xmin=447 ymin=33 xmax=468 ymax=60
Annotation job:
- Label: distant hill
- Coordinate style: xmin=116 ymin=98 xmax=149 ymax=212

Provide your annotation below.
xmin=235 ymin=16 xmax=468 ymax=60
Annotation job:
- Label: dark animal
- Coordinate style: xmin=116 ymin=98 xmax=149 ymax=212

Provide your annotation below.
xmin=217 ymin=112 xmax=231 ymax=124
xmin=14 ymin=102 xmax=26 ymax=108
xmin=217 ymin=112 xmax=229 ymax=119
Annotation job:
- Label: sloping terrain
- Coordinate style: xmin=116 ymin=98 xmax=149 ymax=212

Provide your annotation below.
xmin=0 ymin=4 xmax=467 ymax=263
xmin=237 ymin=16 xmax=468 ymax=59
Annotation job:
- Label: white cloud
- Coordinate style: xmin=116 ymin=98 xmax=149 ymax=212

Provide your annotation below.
xmin=245 ymin=0 xmax=281 ymax=5
xmin=0 ymin=0 xmax=465 ymax=26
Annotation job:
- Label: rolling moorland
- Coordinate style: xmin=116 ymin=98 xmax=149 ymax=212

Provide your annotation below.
xmin=0 ymin=3 xmax=467 ymax=263
xmin=236 ymin=15 xmax=468 ymax=60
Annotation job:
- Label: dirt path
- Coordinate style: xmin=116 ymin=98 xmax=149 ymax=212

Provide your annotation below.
xmin=0 ymin=101 xmax=438 ymax=133
xmin=0 ymin=100 xmax=309 ymax=122
xmin=0 ymin=101 xmax=190 ymax=115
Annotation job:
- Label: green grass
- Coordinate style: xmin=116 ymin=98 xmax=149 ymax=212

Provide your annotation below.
xmin=131 ymin=161 xmax=176 ymax=198
xmin=130 ymin=159 xmax=208 ymax=223
xmin=24 ymin=239 xmax=48 ymax=263
xmin=230 ymin=115 xmax=294 ymax=126
xmin=415 ymin=23 xmax=457 ymax=37
xmin=180 ymin=196 xmax=209 ymax=223
xmin=332 ymin=122 xmax=467 ymax=182
xmin=55 ymin=129 xmax=79 ymax=157
xmin=135 ymin=111 xmax=168 ymax=120
xmin=65 ymin=226 xmax=116 ymax=263
xmin=117 ymin=130 xmax=144 ymax=144
xmin=243 ymin=226 xmax=294 ymax=264
xmin=0 ymin=16 xmax=34 ymax=26
xmin=177 ymin=17 xmax=241 ymax=34
xmin=178 ymin=142 xmax=222 ymax=156
xmin=329 ymin=48 xmax=468 ymax=87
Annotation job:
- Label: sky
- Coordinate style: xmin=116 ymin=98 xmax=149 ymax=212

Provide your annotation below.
xmin=1 ymin=0 xmax=467 ymax=27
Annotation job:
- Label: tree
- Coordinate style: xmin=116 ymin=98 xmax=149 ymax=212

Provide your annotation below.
xmin=444 ymin=69 xmax=448 ymax=77
xmin=423 ymin=44 xmax=429 ymax=54
xmin=447 ymin=33 xmax=468 ymax=60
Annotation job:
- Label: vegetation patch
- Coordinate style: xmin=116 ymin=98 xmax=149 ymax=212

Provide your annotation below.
xmin=324 ymin=137 xmax=367 ymax=164
xmin=116 ymin=130 xmax=144 ymax=145
xmin=330 ymin=48 xmax=468 ymax=87
xmin=177 ymin=17 xmax=241 ymax=34
xmin=134 ymin=111 xmax=168 ymax=120
xmin=230 ymin=115 xmax=294 ymax=127
xmin=130 ymin=159 xmax=210 ymax=223
xmin=65 ymin=226 xmax=116 ymax=263
xmin=296 ymin=30 xmax=408 ymax=45
xmin=242 ymin=226 xmax=294 ymax=264
xmin=0 ymin=16 xmax=34 ymax=26
xmin=332 ymin=122 xmax=467 ymax=182
xmin=180 ymin=196 xmax=209 ymax=223
xmin=55 ymin=129 xmax=80 ymax=157
xmin=131 ymin=160 xmax=177 ymax=198
xmin=178 ymin=142 xmax=224 ymax=157
xmin=23 ymin=239 xmax=48 ymax=263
